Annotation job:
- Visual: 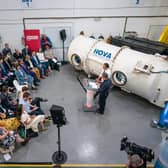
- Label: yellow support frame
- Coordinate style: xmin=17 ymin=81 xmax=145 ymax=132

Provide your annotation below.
xmin=159 ymin=24 xmax=168 ymax=44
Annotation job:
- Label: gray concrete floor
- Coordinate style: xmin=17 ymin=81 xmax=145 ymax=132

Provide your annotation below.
xmin=2 ymin=64 xmax=162 ymax=163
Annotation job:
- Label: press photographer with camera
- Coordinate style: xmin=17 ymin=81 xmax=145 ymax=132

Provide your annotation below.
xmin=127 ymin=154 xmax=146 ymax=168
xmin=120 ymin=137 xmax=154 ymax=168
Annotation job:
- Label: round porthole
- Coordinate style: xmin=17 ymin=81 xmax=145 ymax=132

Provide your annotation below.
xmin=112 ymin=71 xmax=127 ymax=86
xmin=71 ymin=54 xmax=82 ymax=66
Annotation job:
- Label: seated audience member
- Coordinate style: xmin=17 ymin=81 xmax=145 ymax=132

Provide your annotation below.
xmin=7 ymin=51 xmax=16 ymax=63
xmin=41 ymin=34 xmax=52 ymax=51
xmin=0 ymin=67 xmax=11 ymax=89
xmin=37 ymin=48 xmax=51 ymax=73
xmin=18 ymin=59 xmax=39 ymax=86
xmin=96 ymin=63 xmax=111 ymax=83
xmin=18 ymin=86 xmax=29 ymax=102
xmin=13 ymin=49 xmax=23 ymax=60
xmin=0 ymin=97 xmax=16 ymax=119
xmin=2 ymin=43 xmax=12 ymax=56
xmin=0 ymin=126 xmax=28 ymax=150
xmin=31 ymin=51 xmax=48 ymax=77
xmin=0 ymin=58 xmax=15 ymax=87
xmin=19 ymin=92 xmax=44 ymax=116
xmin=24 ymin=55 xmax=41 ymax=80
xmin=17 ymin=104 xmax=47 ymax=133
xmin=22 ymin=45 xmax=31 ymax=59
xmin=14 ymin=64 xmax=36 ymax=89
xmin=0 ymin=105 xmax=20 ymax=131
xmin=3 ymin=55 xmax=14 ymax=72
xmin=19 ymin=86 xmax=47 ymax=109
xmin=44 ymin=45 xmax=60 ymax=71
xmin=0 ymin=86 xmax=17 ymax=113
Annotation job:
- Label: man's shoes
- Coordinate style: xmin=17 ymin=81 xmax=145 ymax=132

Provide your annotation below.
xmin=21 ymin=137 xmax=30 ymax=146
xmin=34 ymin=83 xmax=39 ymax=86
xmin=31 ymin=86 xmax=37 ymax=90
xmin=99 ymin=112 xmax=104 ymax=115
xmin=41 ymin=76 xmax=46 ymax=79
xmin=96 ymin=109 xmax=104 ymax=115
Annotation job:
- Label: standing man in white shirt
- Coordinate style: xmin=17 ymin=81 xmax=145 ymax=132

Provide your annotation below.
xmin=96 ymin=63 xmax=111 ymax=83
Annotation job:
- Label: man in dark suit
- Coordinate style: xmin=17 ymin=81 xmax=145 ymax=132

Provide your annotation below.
xmin=22 ymin=45 xmax=31 ymax=58
xmin=94 ymin=72 xmax=112 ymax=114
xmin=31 ymin=51 xmax=47 ymax=77
xmin=0 ymin=58 xmax=15 ymax=87
xmin=0 ymin=86 xmax=17 ymax=113
xmin=18 ymin=59 xmax=39 ymax=86
xmin=2 ymin=43 xmax=12 ymax=56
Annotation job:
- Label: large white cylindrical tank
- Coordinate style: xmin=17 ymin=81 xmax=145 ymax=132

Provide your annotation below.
xmin=68 ymin=35 xmax=168 ymax=107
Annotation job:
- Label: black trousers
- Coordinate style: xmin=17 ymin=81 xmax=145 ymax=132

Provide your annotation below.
xmin=31 ymin=97 xmax=43 ymax=107
xmin=98 ymin=94 xmax=108 ymax=114
xmin=30 ymin=97 xmax=45 ymax=116
xmin=48 ymin=59 xmax=59 ymax=71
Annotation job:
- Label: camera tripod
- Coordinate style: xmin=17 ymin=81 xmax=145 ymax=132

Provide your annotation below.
xmin=52 ymin=125 xmax=67 ymax=164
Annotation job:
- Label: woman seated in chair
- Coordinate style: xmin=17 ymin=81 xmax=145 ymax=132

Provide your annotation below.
xmin=0 ymin=95 xmax=20 ymax=131
xmin=44 ymin=45 xmax=60 ymax=71
xmin=0 ymin=126 xmax=29 ymax=153
xmin=17 ymin=104 xmax=47 ymax=133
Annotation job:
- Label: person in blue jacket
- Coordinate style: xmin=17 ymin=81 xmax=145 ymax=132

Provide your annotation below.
xmin=94 ymin=72 xmax=112 ymax=114
xmin=41 ymin=34 xmax=52 ymax=51
xmin=14 ymin=64 xmax=36 ymax=89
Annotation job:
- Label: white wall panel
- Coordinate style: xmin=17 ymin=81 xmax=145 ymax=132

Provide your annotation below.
xmin=0 ymin=0 xmax=167 ymax=57
xmin=0 ymin=0 xmax=74 ymax=9
xmin=74 ymin=7 xmax=168 ymax=17
xmin=126 ymin=17 xmax=168 ymax=37
xmin=74 ymin=0 xmax=168 ymax=8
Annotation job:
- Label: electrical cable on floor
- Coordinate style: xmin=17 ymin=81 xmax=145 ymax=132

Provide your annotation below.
xmin=76 ymin=75 xmax=87 ymax=93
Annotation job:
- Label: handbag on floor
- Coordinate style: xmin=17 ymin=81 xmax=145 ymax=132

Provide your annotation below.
xmin=18 ymin=125 xmax=38 ymax=138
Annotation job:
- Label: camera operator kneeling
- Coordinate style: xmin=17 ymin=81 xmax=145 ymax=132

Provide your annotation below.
xmin=127 ymin=154 xmax=146 ymax=168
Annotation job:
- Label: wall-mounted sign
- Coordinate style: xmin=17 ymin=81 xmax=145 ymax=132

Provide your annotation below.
xmin=22 ymin=0 xmax=32 ymax=7
xmin=24 ymin=29 xmax=40 ymax=52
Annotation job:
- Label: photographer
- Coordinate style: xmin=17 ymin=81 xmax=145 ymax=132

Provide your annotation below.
xmin=127 ymin=154 xmax=146 ymax=168
xmin=121 ymin=137 xmax=154 ymax=168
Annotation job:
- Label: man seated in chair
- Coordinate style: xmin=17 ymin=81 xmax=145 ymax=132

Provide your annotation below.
xmin=0 ymin=58 xmax=15 ymax=88
xmin=31 ymin=51 xmax=48 ymax=77
xmin=18 ymin=59 xmax=40 ymax=86
xmin=0 ymin=86 xmax=17 ymax=113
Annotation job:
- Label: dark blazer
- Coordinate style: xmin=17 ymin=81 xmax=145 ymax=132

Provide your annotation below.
xmin=22 ymin=48 xmax=31 ymax=57
xmin=24 ymin=60 xmax=33 ymax=69
xmin=3 ymin=60 xmax=12 ymax=72
xmin=31 ymin=56 xmax=41 ymax=67
xmin=2 ymin=48 xmax=12 ymax=56
xmin=13 ymin=52 xmax=23 ymax=60
xmin=0 ymin=63 xmax=9 ymax=76
xmin=95 ymin=79 xmax=112 ymax=98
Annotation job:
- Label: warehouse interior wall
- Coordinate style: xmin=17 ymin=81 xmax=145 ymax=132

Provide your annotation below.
xmin=0 ymin=0 xmax=168 ymax=53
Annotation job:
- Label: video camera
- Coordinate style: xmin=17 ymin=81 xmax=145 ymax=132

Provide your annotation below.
xmin=120 ymin=136 xmax=154 ymax=162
